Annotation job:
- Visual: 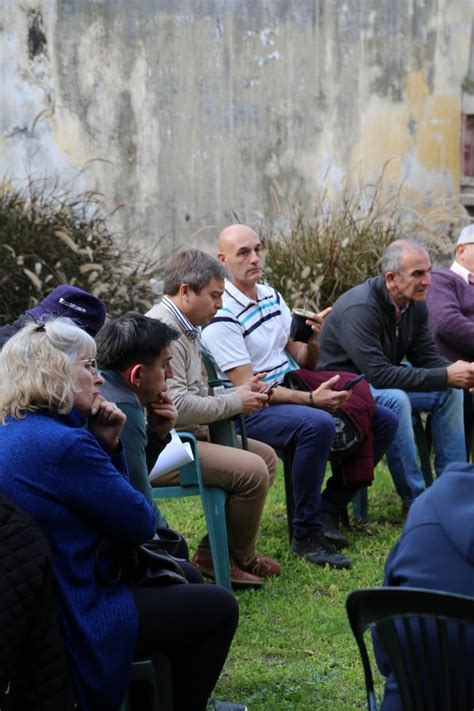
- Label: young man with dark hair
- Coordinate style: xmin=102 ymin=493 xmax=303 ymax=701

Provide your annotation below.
xmin=96 ymin=311 xmax=247 ymax=710
xmin=96 ymin=312 xmax=179 ymax=529
xmin=147 ymin=249 xmax=281 ymax=587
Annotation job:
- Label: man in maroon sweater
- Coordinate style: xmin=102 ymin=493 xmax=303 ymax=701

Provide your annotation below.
xmin=426 ymin=224 xmax=474 ymax=454
xmin=426 ymin=225 xmax=474 ymax=363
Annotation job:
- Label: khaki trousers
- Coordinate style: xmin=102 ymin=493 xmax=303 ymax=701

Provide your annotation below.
xmin=157 ymin=437 xmax=277 ymax=568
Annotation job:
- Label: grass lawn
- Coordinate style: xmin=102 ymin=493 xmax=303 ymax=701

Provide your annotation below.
xmin=162 ymin=461 xmax=404 ymax=710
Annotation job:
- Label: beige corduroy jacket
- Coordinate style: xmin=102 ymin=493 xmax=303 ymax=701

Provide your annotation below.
xmin=146 ymin=302 xmax=243 ymax=432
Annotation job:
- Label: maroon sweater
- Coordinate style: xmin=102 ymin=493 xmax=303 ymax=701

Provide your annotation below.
xmin=286 ymin=369 xmax=376 ymax=486
xmin=426 ymin=268 xmax=474 ymax=362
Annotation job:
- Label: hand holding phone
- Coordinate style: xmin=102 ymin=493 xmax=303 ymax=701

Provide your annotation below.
xmin=342 ymin=374 xmax=367 ymax=390
xmin=263 ymin=381 xmax=279 ymax=394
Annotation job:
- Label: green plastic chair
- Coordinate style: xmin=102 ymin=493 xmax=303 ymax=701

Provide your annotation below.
xmin=346 ymin=587 xmax=474 ymax=711
xmin=152 ymin=432 xmax=231 ymax=591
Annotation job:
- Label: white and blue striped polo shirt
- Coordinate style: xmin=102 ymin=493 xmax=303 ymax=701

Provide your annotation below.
xmin=201 ymin=280 xmax=295 ymax=384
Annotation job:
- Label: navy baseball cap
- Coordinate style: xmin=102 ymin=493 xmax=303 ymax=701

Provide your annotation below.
xmin=25 ymin=285 xmax=106 ymax=336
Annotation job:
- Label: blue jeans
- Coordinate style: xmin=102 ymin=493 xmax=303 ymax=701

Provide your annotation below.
xmin=242 ymin=403 xmax=398 ymax=538
xmin=370 ymin=386 xmax=466 ymax=503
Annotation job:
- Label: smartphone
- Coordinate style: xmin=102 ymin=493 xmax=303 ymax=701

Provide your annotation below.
xmin=263 ymin=381 xmax=279 ymax=394
xmin=342 ymin=374 xmax=367 ymax=390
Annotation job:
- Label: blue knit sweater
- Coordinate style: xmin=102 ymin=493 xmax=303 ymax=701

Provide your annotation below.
xmin=0 ymin=409 xmax=156 ymax=710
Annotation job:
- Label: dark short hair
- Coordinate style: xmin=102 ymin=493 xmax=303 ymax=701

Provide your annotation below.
xmin=96 ymin=312 xmax=178 ymax=371
xmin=163 ymin=249 xmax=227 ymax=295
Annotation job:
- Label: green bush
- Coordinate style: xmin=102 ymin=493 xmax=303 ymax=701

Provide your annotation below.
xmin=260 ymin=167 xmax=467 ymax=311
xmin=0 ymin=179 xmax=161 ymax=323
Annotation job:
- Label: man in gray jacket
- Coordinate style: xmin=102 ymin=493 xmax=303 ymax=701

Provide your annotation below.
xmin=318 ymin=239 xmax=474 ymax=509
xmin=147 ymin=249 xmax=280 ymax=587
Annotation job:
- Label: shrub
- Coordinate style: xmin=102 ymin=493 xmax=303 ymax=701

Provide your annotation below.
xmin=260 ymin=165 xmax=468 ymax=310
xmin=0 ymin=179 xmax=162 ymax=323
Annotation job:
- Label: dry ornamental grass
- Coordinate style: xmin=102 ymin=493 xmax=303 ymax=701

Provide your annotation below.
xmin=260 ymin=165 xmax=468 ymax=311
xmin=0 ymin=178 xmax=162 ymax=323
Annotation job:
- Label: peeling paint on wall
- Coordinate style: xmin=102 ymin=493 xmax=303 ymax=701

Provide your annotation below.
xmin=0 ymin=0 xmax=472 ymax=255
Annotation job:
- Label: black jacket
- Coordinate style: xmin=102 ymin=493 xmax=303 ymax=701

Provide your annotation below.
xmin=318 ymin=276 xmax=449 ymax=391
xmin=0 ymin=491 xmax=74 ymax=710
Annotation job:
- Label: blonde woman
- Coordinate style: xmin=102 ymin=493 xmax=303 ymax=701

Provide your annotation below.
xmin=0 ymin=319 xmax=238 ymax=711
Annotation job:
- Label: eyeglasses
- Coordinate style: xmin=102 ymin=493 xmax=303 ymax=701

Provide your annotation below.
xmin=76 ymin=358 xmax=98 ymax=375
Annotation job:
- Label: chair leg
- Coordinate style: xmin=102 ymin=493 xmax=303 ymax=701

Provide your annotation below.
xmin=282 ymin=450 xmax=295 ymax=543
xmin=351 ymin=487 xmax=368 ymax=523
xmin=201 ymin=488 xmax=232 ymax=591
xmin=412 ymin=413 xmax=433 ymax=487
xmin=123 ymin=656 xmax=173 ymax=711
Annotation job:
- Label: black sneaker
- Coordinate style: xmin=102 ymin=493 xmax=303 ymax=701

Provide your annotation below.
xmin=292 ymin=530 xmax=351 ymax=569
xmin=320 ymin=512 xmax=349 ymax=550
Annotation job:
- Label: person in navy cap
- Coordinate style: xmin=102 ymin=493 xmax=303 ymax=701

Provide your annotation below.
xmin=0 ymin=285 xmax=106 ymax=348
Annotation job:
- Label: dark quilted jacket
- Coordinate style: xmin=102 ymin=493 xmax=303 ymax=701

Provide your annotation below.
xmin=0 ymin=491 xmax=75 ymax=710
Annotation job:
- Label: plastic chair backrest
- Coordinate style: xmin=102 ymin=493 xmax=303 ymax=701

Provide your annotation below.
xmin=201 ymin=349 xmax=248 ymax=450
xmin=346 ymin=587 xmax=474 ymax=711
xmin=152 ymin=433 xmax=232 ymax=591
xmin=202 ymin=347 xmax=297 ymax=536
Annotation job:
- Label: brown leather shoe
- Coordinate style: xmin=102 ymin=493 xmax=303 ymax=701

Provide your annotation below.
xmin=242 ymin=554 xmax=282 ymax=578
xmin=192 ymin=547 xmax=263 ymax=588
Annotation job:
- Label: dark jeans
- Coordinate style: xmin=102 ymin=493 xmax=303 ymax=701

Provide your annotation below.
xmin=131 ymin=583 xmax=238 ymax=711
xmin=243 ymin=403 xmax=398 ymax=537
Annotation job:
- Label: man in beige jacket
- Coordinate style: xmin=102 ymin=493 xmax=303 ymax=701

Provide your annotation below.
xmin=146 ymin=249 xmax=280 ymax=587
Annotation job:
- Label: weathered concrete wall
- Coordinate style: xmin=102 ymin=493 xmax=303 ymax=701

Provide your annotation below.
xmin=1 ymin=1 xmax=473 ymax=254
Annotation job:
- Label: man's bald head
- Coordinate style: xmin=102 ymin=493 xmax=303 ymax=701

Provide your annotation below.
xmin=217 ymin=224 xmax=263 ymax=297
xmin=217 ymin=224 xmax=259 ymax=256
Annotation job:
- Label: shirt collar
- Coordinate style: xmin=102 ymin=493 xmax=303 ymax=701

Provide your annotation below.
xmin=387 ymin=292 xmax=410 ymax=322
xmin=450 ymin=260 xmax=470 ymax=284
xmin=161 ymin=296 xmax=201 ymax=342
xmin=224 ymin=279 xmax=259 ymax=307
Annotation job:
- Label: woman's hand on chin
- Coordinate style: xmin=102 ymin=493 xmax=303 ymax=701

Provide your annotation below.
xmin=88 ymin=397 xmax=126 ymax=453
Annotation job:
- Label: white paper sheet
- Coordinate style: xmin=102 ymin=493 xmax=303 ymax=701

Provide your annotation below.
xmin=148 ymin=430 xmax=194 ymax=482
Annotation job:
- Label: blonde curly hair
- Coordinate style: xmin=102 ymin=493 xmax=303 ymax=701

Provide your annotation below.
xmin=0 ymin=317 xmax=96 ymax=422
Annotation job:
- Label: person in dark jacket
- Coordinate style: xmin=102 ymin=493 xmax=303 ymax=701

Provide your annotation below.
xmin=318 ymin=239 xmax=474 ymax=509
xmin=0 ymin=284 xmax=106 ymax=349
xmin=0 ymin=318 xmax=238 ymax=711
xmin=0 ymin=490 xmax=75 ymax=710
xmin=374 ymin=462 xmax=474 ymax=709
xmin=97 ymin=313 xmax=180 ymax=531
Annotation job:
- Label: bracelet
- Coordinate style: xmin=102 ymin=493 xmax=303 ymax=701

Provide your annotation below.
xmin=308 ymin=391 xmax=314 ymax=407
